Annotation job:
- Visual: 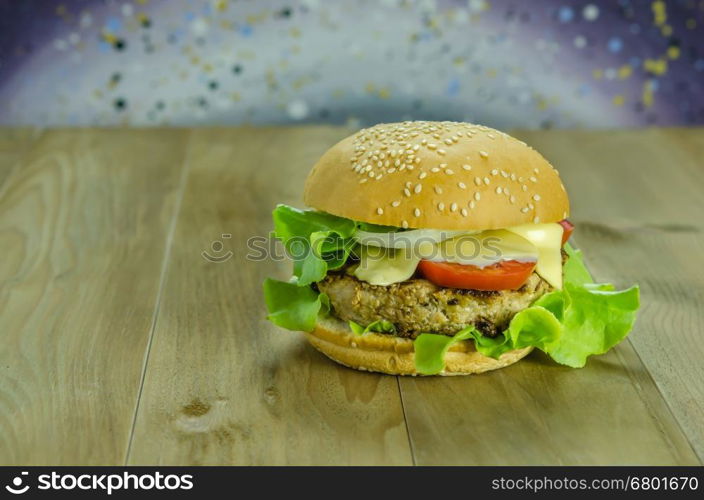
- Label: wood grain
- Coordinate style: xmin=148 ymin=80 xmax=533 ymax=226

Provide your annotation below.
xmin=2 ymin=126 xmax=702 ymax=466
xmin=127 ymin=128 xmax=412 ymax=465
xmin=0 ymin=129 xmax=188 ymax=464
xmin=0 ymin=128 xmax=43 ymax=188
xmin=515 ymin=128 xmax=704 ymax=463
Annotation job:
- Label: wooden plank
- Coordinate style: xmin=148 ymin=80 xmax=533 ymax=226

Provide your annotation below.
xmin=0 ymin=129 xmax=188 ymax=465
xmin=515 ymin=128 xmax=704 ymax=462
xmin=398 ymin=128 xmax=701 ymax=465
xmin=127 ymin=127 xmax=413 ymax=465
xmin=0 ymin=128 xmax=43 ymax=188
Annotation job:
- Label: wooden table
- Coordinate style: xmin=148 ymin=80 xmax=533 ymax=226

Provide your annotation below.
xmin=1 ymin=127 xmax=702 ymax=466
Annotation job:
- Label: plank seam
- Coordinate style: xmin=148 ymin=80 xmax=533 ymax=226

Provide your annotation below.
xmin=396 ymin=376 xmax=417 ymax=466
xmin=123 ymin=131 xmax=194 ymax=465
xmin=576 ymin=237 xmax=702 ymax=465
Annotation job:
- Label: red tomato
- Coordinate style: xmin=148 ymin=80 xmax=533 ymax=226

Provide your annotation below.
xmin=559 ymin=219 xmax=574 ymax=245
xmin=417 ymin=259 xmax=537 ymax=291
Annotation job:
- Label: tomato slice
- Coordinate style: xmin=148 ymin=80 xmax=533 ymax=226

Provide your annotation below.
xmin=417 ymin=259 xmax=537 ymax=291
xmin=559 ymin=219 xmax=574 ymax=245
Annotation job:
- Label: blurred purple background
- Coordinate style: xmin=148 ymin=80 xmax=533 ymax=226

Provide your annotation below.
xmin=1 ymin=0 xmax=703 ymax=128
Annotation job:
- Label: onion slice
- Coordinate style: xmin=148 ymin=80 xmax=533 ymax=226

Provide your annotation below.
xmin=354 ymin=228 xmax=475 ymax=249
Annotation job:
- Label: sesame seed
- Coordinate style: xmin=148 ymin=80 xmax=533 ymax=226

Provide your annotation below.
xmin=375 ymin=174 xmax=383 ymax=180
xmin=451 ymin=202 xmax=458 ymax=212
xmin=484 ymin=177 xmax=490 ymax=185
xmin=487 ymin=133 xmax=495 ymax=139
xmin=359 ymin=178 xmax=368 ymax=184
xmin=413 ymin=144 xmax=420 ymax=151
xmin=438 ymin=202 xmax=445 ymax=211
xmin=534 ymin=168 xmax=540 ymax=174
xmin=479 ymin=151 xmax=489 ymax=158
xmin=402 ymin=220 xmax=409 ymax=229
xmin=446 ymin=169 xmax=454 ymax=175
xmin=462 ymin=164 xmax=472 ymax=171
xmin=474 ymin=192 xmax=481 ymax=201
xmin=439 ymin=163 xmax=448 ymax=169
xmin=427 ymin=143 xmax=437 ymax=150
xmin=530 ymin=176 xmax=538 ymax=182
xmin=469 ymin=200 xmax=476 ymax=209
xmin=458 ymin=182 xmax=467 ymax=189
xmin=391 ymin=200 xmax=401 ymax=207
xmin=419 ymin=172 xmax=427 ymax=179
xmin=533 ymin=194 xmax=541 ymax=201
xmin=522 ymin=185 xmax=528 ymax=191
xmin=501 ymin=171 xmax=508 ymax=178
xmin=496 ymin=186 xmax=503 ymax=194
xmin=394 ymin=159 xmax=401 ymax=167
xmin=510 ymin=195 xmax=516 ymax=204
xmin=434 ymin=186 xmax=443 ymax=194
xmin=528 ymin=203 xmax=534 ymax=209
xmin=461 ymin=208 xmax=468 ymax=217
xmin=474 ymin=177 xmax=482 ymax=186
xmin=414 ymin=157 xmax=421 ymax=164
xmin=437 ymin=149 xmax=447 ymax=155
xmin=406 ymin=181 xmax=412 ymax=188
xmin=414 ymin=183 xmax=422 ymax=194
xmin=431 ymin=167 xmax=440 ymax=173
xmin=404 ymin=188 xmax=411 ymax=197
xmin=414 ymin=208 xmax=421 ymax=217
xmin=444 ymin=138 xmax=453 ymax=145
xmin=377 ymin=207 xmax=384 ymax=215
xmin=491 ymin=169 xmax=498 ymax=175
xmin=399 ymin=165 xmax=406 ymax=171
xmin=368 ymin=171 xmax=374 ymax=177
xmin=533 ymin=216 xmax=540 ymax=223
xmin=510 ymin=173 xmax=516 ymax=181
xmin=388 ymin=168 xmax=396 ymax=173
xmin=521 ymin=207 xmax=529 ymax=213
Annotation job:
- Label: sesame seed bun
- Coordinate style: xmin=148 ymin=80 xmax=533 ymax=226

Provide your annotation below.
xmin=304 ymin=121 xmax=569 ymax=230
xmin=307 ymin=315 xmax=533 ymax=376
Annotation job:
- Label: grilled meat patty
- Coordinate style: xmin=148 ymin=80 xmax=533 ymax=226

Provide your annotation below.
xmin=317 ymin=269 xmax=553 ymax=338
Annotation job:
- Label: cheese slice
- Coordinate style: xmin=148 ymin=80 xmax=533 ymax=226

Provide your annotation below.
xmin=507 ymin=223 xmax=564 ymax=289
xmin=354 ymin=245 xmax=421 ymax=286
xmin=429 ymin=230 xmax=539 ymax=268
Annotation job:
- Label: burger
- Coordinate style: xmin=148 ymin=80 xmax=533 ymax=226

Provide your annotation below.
xmin=263 ymin=121 xmax=639 ymax=376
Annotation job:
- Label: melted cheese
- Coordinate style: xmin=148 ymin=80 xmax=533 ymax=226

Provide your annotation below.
xmin=353 ymin=245 xmax=420 ymax=286
xmin=507 ymin=223 xmax=564 ymax=289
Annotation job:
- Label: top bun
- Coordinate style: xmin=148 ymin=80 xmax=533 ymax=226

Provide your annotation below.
xmin=304 ymin=121 xmax=569 ymax=230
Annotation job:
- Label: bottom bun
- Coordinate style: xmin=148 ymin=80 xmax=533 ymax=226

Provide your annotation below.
xmin=305 ymin=316 xmax=533 ymax=376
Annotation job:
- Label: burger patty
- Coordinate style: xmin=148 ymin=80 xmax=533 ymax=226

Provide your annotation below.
xmin=317 ymin=269 xmax=553 ymax=338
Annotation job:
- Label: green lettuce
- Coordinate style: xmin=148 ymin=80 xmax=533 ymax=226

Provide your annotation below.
xmin=348 ymin=319 xmax=396 ymax=335
xmin=263 ymin=278 xmax=327 ymax=332
xmin=272 ymin=205 xmax=358 ymax=286
xmin=414 ymin=243 xmax=640 ymax=374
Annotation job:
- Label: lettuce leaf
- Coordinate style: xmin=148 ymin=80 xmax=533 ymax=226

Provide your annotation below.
xmin=348 ymin=319 xmax=396 ymax=335
xmin=413 ymin=243 xmax=640 ymax=374
xmin=272 ymin=205 xmax=358 ymax=286
xmin=263 ymin=278 xmax=326 ymax=332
